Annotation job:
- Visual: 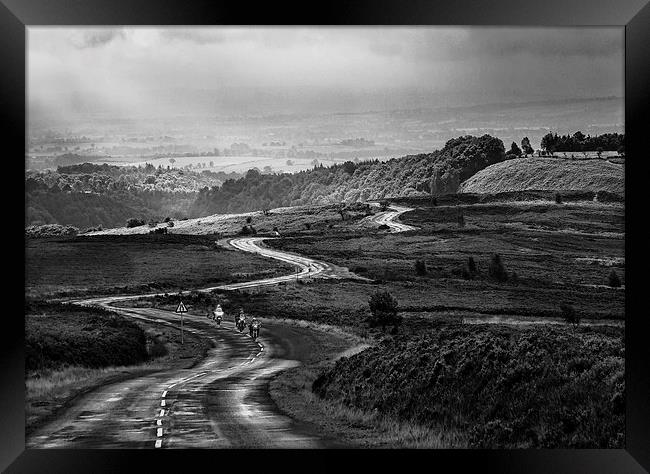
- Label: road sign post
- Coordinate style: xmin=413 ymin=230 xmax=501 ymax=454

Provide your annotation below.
xmin=175 ymin=300 xmax=188 ymax=344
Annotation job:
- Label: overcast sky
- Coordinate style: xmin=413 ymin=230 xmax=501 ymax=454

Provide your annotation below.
xmin=28 ymin=26 xmax=623 ymax=118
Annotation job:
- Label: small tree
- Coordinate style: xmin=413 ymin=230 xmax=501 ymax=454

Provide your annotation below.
xmin=415 ymin=260 xmax=427 ymax=276
xmin=561 ymin=303 xmax=580 ymax=328
xmin=379 ymin=200 xmax=390 ymax=212
xmin=337 ymin=204 xmax=349 ymax=221
xmin=488 ymin=254 xmax=508 ymax=282
xmin=240 ymin=225 xmax=256 ymax=235
xmin=468 ymin=256 xmax=477 ymax=273
xmin=608 ymin=270 xmax=621 ymax=288
xmin=555 ymin=192 xmax=563 ymax=204
xmin=368 ymin=291 xmax=401 ymax=332
xmin=342 ymin=161 xmax=356 ymax=175
xmin=509 ymin=142 xmax=523 ymax=157
xmin=457 ymin=210 xmax=465 ymax=228
xmin=521 ymin=137 xmax=534 ymax=156
xmin=246 ymin=216 xmax=253 ymax=224
xmin=461 ymin=266 xmax=472 ymax=280
xmin=167 ymin=221 xmax=174 ymax=228
xmin=126 ymin=218 xmax=145 ymax=228
xmin=304 ymin=222 xmax=312 ymax=230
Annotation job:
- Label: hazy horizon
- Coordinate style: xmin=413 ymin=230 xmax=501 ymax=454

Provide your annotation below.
xmin=28 ymin=26 xmax=624 ymax=122
xmin=27 ymin=26 xmax=624 ymax=173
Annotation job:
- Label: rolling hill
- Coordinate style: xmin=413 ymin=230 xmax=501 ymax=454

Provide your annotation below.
xmin=459 ymin=157 xmax=624 ymax=195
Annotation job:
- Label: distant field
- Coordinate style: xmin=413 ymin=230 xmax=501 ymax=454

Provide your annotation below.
xmin=459 ymin=157 xmax=624 ymax=194
xmin=124 ymin=154 xmax=394 ymax=174
xmin=25 ymin=234 xmax=295 ymax=299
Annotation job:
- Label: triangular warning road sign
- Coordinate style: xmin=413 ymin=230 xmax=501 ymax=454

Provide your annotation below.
xmin=176 ymin=301 xmax=188 ymax=313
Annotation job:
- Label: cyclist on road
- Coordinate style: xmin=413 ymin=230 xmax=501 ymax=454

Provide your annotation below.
xmin=251 ymin=317 xmax=261 ymax=339
xmin=214 ymin=304 xmax=223 ymax=326
xmin=237 ymin=308 xmax=246 ymax=332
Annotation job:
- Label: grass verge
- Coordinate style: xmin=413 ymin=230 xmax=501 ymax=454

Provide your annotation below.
xmin=25 ymin=302 xmax=212 ymax=434
xmin=264 ymin=318 xmax=469 ymax=448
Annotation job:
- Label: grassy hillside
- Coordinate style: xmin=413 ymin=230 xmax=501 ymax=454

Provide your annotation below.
xmin=459 ymin=157 xmax=624 ymax=194
xmin=312 ymin=324 xmax=624 ymax=448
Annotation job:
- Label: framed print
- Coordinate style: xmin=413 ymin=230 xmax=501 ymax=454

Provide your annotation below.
xmin=3 ymin=0 xmax=649 ymax=472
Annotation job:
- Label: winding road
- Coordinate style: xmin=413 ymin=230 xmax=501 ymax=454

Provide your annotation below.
xmin=366 ymin=204 xmax=418 ymax=233
xmin=27 ymin=205 xmax=415 ymax=449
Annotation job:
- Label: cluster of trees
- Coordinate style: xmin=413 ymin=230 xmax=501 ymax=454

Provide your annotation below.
xmin=25 ymin=224 xmax=79 ymax=239
xmin=28 ymin=163 xmax=239 ymax=194
xmin=25 ymin=163 xmax=240 ymax=230
xmin=506 ymin=137 xmax=534 ymax=158
xmin=540 ymin=132 xmax=624 ymax=155
xmin=192 ymin=134 xmax=508 ymax=216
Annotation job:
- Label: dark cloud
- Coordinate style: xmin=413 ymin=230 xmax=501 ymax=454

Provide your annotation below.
xmin=31 ymin=26 xmax=622 ymax=119
xmin=160 ymin=29 xmax=227 ymax=45
xmin=69 ymin=29 xmax=125 ymax=49
xmin=463 ymin=28 xmax=622 ymax=59
xmin=366 ymin=27 xmax=622 ymax=62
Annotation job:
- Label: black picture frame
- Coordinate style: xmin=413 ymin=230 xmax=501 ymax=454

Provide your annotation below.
xmin=3 ymin=1 xmax=648 ymax=472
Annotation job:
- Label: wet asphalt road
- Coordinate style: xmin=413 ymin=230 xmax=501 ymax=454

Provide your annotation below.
xmin=367 ymin=205 xmax=418 ymax=232
xmin=27 ymin=308 xmax=344 ymax=449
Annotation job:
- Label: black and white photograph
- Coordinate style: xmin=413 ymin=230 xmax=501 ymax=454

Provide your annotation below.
xmin=4 ymin=0 xmax=647 ymax=464
xmin=22 ymin=24 xmax=628 ymax=450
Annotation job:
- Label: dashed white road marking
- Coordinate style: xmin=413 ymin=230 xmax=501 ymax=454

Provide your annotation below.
xmin=157 ymin=428 xmax=163 ymax=437
xmin=161 ymin=400 xmax=166 ymax=407
xmin=156 ymin=419 xmax=162 ymax=426
xmin=155 ymin=439 xmax=162 ymax=448
xmin=159 ymin=409 xmax=165 ymax=417
xmin=162 ymin=390 xmax=167 ymax=398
